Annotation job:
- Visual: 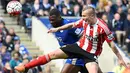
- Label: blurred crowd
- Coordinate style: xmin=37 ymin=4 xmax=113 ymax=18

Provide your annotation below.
xmin=0 ymin=0 xmax=130 ymax=73
xmin=0 ymin=19 xmax=39 ymax=73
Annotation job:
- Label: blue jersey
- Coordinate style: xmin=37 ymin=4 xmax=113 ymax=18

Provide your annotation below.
xmin=54 ymin=19 xmax=85 ymax=66
xmin=55 ymin=19 xmax=82 ymax=46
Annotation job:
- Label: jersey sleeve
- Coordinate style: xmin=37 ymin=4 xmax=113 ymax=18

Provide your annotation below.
xmin=98 ymin=18 xmax=115 ymax=43
xmin=104 ymin=32 xmax=115 ymax=43
xmin=70 ymin=28 xmax=83 ymax=37
xmin=103 ymin=25 xmax=115 ymax=43
xmin=73 ymin=19 xmax=84 ymax=28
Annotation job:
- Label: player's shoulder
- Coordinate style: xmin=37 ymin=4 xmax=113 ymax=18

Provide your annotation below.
xmin=63 ymin=18 xmax=81 ymax=24
xmin=98 ymin=18 xmax=109 ymax=29
xmin=97 ymin=18 xmax=111 ymax=34
xmin=63 ymin=19 xmax=72 ymax=24
xmin=98 ymin=18 xmax=107 ymax=25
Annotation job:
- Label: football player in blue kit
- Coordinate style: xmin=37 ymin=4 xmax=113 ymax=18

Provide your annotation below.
xmin=48 ymin=8 xmax=88 ymax=73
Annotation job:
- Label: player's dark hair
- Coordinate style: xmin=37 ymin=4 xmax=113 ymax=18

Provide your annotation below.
xmin=49 ymin=8 xmax=61 ymax=16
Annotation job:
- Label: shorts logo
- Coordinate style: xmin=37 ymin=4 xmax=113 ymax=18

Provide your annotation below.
xmin=94 ymin=56 xmax=98 ymax=62
xmin=61 ymin=45 xmax=67 ymax=48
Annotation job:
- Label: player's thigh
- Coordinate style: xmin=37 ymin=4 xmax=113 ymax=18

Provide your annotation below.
xmin=61 ymin=63 xmax=81 ymax=73
xmin=49 ymin=49 xmax=68 ymax=59
xmin=85 ymin=62 xmax=99 ymax=73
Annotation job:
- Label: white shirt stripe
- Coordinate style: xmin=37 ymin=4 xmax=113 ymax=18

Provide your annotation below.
xmin=82 ymin=24 xmax=90 ymax=50
xmin=90 ymin=24 xmax=98 ymax=53
xmin=98 ymin=21 xmax=110 ymax=35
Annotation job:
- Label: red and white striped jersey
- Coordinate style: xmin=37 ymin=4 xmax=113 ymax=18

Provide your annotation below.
xmin=73 ymin=18 xmax=114 ymax=56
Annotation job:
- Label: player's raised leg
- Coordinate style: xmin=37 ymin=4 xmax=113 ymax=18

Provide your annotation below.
xmin=15 ymin=49 xmax=68 ymax=72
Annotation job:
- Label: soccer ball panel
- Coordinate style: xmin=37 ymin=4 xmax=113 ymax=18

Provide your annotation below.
xmin=6 ymin=1 xmax=22 ymax=15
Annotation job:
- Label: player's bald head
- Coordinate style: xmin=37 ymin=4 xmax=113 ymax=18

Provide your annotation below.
xmin=82 ymin=6 xmax=96 ymax=17
xmin=81 ymin=6 xmax=97 ymax=24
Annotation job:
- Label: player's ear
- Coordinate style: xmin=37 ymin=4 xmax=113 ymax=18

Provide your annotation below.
xmin=90 ymin=14 xmax=95 ymax=18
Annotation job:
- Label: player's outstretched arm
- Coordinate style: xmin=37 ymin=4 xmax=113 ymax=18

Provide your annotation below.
xmin=48 ymin=23 xmax=74 ymax=33
xmin=108 ymin=41 xmax=127 ymax=68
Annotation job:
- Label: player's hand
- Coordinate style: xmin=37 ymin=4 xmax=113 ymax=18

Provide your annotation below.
xmin=119 ymin=59 xmax=127 ymax=68
xmin=48 ymin=28 xmax=59 ymax=33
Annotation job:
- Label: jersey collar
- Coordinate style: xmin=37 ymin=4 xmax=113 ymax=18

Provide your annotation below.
xmin=90 ymin=18 xmax=99 ymax=26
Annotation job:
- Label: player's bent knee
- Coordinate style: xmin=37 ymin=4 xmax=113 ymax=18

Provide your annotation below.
xmin=48 ymin=52 xmax=58 ymax=59
xmin=49 ymin=49 xmax=68 ymax=60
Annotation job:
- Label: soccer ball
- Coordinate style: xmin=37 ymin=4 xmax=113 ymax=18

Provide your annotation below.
xmin=6 ymin=1 xmax=22 ymax=15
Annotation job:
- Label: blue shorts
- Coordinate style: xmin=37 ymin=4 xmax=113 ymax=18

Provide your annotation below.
xmin=65 ymin=58 xmax=85 ymax=66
